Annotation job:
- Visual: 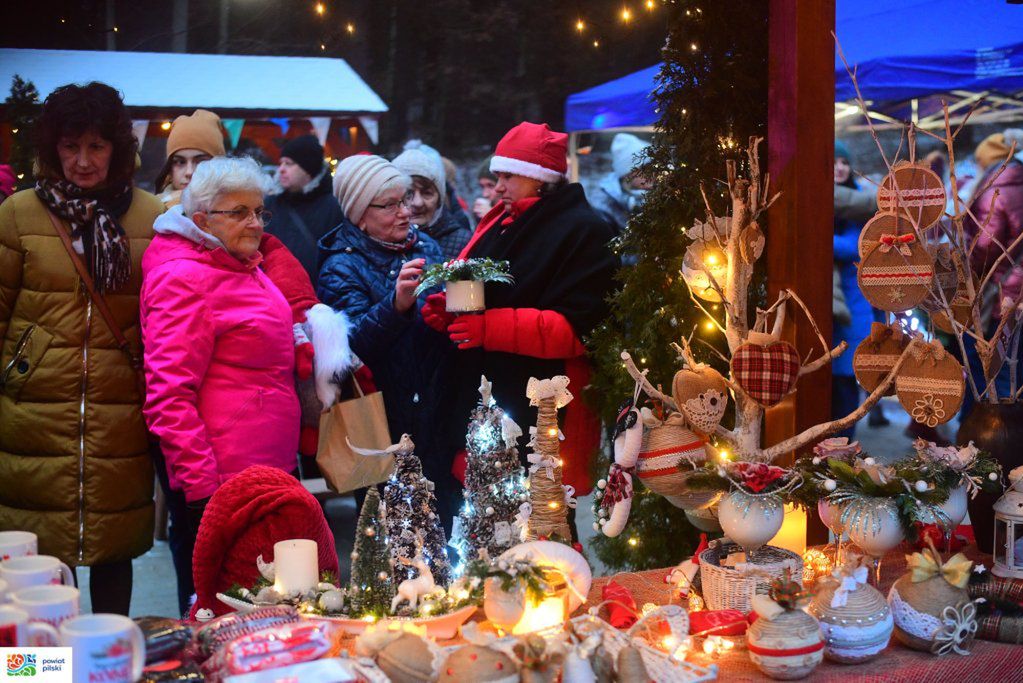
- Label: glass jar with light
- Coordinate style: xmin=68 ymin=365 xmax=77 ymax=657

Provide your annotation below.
xmin=993 ymin=473 xmax=1023 ymax=580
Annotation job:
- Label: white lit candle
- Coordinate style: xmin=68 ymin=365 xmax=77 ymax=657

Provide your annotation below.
xmin=273 ymin=539 xmax=318 ymax=596
xmin=769 ymin=504 xmax=806 ymax=556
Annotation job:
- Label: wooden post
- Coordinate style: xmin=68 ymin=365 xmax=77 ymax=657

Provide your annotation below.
xmin=767 ymin=0 xmax=835 ymax=545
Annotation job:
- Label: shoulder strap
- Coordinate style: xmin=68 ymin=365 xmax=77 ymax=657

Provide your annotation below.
xmin=44 ymin=208 xmax=140 ymax=368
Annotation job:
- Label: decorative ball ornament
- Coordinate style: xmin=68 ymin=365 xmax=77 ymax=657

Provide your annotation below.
xmin=846 ymin=498 xmax=905 ymax=558
xmin=914 ymin=480 xmax=928 ymax=493
xmin=807 ymin=568 xmax=893 ymax=663
xmin=730 ymin=338 xmax=801 ymax=408
xmin=857 ymin=232 xmax=935 ymax=312
xmin=718 ymin=491 xmax=785 ymax=553
xmin=853 ymin=323 xmax=910 ymax=395
xmin=895 ymin=340 xmax=965 ymax=428
xmin=672 ymin=363 xmax=730 ymax=434
xmin=920 ymin=484 xmax=969 ymax=532
xmin=682 ymin=241 xmax=730 ymax=302
xmin=747 ymin=597 xmax=825 ymax=679
xmin=438 ymin=644 xmax=518 ymax=683
xmin=635 ymin=409 xmax=712 ymax=508
xmin=318 ymin=589 xmax=345 ymax=612
xmin=857 ymin=212 xmax=916 ymax=260
xmin=877 ymin=161 xmax=947 ymax=230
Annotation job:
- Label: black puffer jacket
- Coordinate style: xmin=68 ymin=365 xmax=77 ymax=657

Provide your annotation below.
xmin=265 ymin=168 xmax=344 ymax=279
xmin=421 ymin=206 xmax=472 ymax=261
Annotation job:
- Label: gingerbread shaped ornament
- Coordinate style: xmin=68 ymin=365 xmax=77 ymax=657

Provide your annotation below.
xmin=895 ymin=340 xmax=964 ymax=428
xmin=853 ymin=322 xmax=910 ymax=395
xmin=857 ymin=233 xmax=935 ymax=312
xmin=877 ymin=162 xmax=947 ymax=230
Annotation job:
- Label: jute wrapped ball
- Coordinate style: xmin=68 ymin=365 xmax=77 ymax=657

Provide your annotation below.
xmin=438 ymin=644 xmax=518 ymax=683
xmin=747 ymin=610 xmax=824 ymax=680
xmin=888 ymin=574 xmax=970 ymax=651
xmin=376 ymin=633 xmax=437 ymax=683
xmin=807 ymin=576 xmax=893 ymax=663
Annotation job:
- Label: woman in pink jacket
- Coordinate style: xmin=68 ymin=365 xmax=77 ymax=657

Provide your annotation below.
xmin=140 ymin=156 xmax=300 ymax=541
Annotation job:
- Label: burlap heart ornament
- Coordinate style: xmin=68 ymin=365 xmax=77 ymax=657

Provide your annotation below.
xmin=731 ymin=340 xmax=801 ymax=407
xmin=895 ymin=340 xmax=965 ymax=427
xmin=877 ymin=162 xmax=947 ymax=230
xmin=672 ymin=364 xmax=729 ymax=434
xmin=853 ymin=322 xmax=910 ymax=395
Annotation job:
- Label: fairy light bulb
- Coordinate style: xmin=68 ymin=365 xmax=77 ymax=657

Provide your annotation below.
xmin=575 ymin=19 xmax=585 ymax=31
xmin=346 ymin=22 xmax=355 ymax=34
xmin=314 ymin=2 xmax=324 ymax=15
xmin=705 ymin=253 xmax=719 ymax=266
xmin=628 ymin=537 xmax=638 ymax=547
xmin=593 ymin=39 xmax=600 ymax=47
xmin=704 ymin=320 xmax=715 ymax=332
xmin=547 ymin=427 xmax=558 ymax=437
xmin=621 ymin=7 xmax=632 ymax=22
xmin=160 ymin=121 xmax=171 ymax=131
xmin=646 ymin=0 xmax=656 ymax=8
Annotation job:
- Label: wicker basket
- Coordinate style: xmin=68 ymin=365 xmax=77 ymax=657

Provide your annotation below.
xmin=699 ymin=539 xmax=803 ymax=613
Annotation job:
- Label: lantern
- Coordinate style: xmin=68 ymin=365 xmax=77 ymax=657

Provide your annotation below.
xmin=511 ymin=570 xmax=569 ymax=634
xmin=682 ymin=242 xmax=730 ymax=302
xmin=992 ymin=477 xmax=1023 ymax=580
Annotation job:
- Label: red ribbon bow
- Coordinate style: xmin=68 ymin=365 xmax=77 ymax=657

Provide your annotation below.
xmin=878 ymin=233 xmax=916 ymax=256
xmin=601 ymin=463 xmax=635 ymax=510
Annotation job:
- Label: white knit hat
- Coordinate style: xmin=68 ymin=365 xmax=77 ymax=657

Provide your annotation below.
xmin=611 ymin=133 xmax=650 ymax=180
xmin=333 ymin=154 xmax=406 ymax=225
xmin=392 ymin=148 xmax=446 ymax=198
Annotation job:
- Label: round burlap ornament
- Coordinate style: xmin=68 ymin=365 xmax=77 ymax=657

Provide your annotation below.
xmin=746 ymin=608 xmax=825 ymax=679
xmin=896 ymin=340 xmax=964 ymax=427
xmin=857 ymin=234 xmax=935 ymax=312
xmin=853 ymin=322 xmax=910 ymax=395
xmin=807 ymin=573 xmax=893 ymax=663
xmin=877 ymin=162 xmax=946 ymax=230
xmin=672 ymin=363 xmax=729 ymax=434
xmin=920 ymin=243 xmax=960 ymax=313
xmin=438 ymin=644 xmax=519 ymax=683
xmin=376 ymin=632 xmax=440 ymax=683
xmin=932 ymin=251 xmax=976 ymax=334
xmin=888 ymin=573 xmax=973 ymax=652
xmin=858 ymin=212 xmax=916 ymax=260
xmin=635 ymin=410 xmax=714 ymax=509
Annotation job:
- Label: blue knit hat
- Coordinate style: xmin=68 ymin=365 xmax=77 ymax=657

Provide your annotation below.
xmin=834 ymin=139 xmax=852 ymax=163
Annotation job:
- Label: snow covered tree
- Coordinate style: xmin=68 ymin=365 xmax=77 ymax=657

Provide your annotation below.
xmin=383 ymin=435 xmax=452 ymax=587
xmin=349 ymin=486 xmax=395 ymax=617
xmin=451 ymin=376 xmax=529 ymax=566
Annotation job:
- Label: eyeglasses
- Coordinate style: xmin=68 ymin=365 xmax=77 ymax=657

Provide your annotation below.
xmin=367 ymin=193 xmax=414 ymax=215
xmin=205 ymin=207 xmax=272 ymax=225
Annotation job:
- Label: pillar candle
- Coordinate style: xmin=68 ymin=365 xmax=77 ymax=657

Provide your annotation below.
xmin=769 ymin=504 xmax=806 ymax=557
xmin=273 ymin=539 xmax=318 ymax=596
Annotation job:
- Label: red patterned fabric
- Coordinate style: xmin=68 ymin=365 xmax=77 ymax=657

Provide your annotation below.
xmin=730 ymin=341 xmax=801 ymax=407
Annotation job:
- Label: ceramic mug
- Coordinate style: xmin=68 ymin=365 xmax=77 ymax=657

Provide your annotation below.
xmin=9 ymin=585 xmax=80 ymax=629
xmin=0 ymin=605 xmax=60 ymax=646
xmin=60 ymin=614 xmax=144 ymax=683
xmin=0 ymin=531 xmax=37 ymax=562
xmin=0 ymin=555 xmax=74 ymax=592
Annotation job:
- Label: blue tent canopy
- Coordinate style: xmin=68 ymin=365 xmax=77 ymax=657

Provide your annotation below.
xmin=565 ymin=0 xmax=1023 ymax=132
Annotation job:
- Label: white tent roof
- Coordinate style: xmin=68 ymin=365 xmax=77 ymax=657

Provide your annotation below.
xmin=0 ymin=48 xmax=387 ymax=116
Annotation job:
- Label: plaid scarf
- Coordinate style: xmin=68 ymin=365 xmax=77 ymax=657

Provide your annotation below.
xmin=365 ymin=225 xmax=420 ymax=253
xmin=35 ymin=177 xmax=133 ymax=292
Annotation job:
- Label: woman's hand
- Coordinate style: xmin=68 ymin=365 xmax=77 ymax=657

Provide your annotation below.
xmin=394 ymin=258 xmax=425 ymax=314
xmin=421 ymin=292 xmax=454 ymax=332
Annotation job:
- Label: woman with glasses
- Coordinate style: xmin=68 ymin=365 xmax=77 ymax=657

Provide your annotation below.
xmin=317 ymin=155 xmax=461 ymax=533
xmin=140 ymin=156 xmax=302 ymax=549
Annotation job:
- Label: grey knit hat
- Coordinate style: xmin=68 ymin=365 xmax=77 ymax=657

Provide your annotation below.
xmin=392 ymin=148 xmax=445 ymax=199
xmin=333 ymin=154 xmax=406 ymax=225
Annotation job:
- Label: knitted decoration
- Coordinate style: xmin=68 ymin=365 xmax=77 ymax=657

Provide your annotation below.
xmin=857 ymin=231 xmax=935 ymax=312
xmin=877 ymin=162 xmax=947 ymax=231
xmin=895 ymin=340 xmax=965 ymax=428
xmin=730 ymin=340 xmax=801 ymax=407
xmin=853 ymin=322 xmax=910 ymax=395
xmin=672 ymin=363 xmax=730 ymax=434
xmin=189 ymin=466 xmax=339 ymax=619
xmin=523 ymin=377 xmax=574 ymax=543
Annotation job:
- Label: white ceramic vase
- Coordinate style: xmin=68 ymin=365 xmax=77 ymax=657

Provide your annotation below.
xmin=445 ymin=280 xmax=485 ymax=313
xmin=922 ymin=483 xmax=968 ymax=531
xmin=847 ymin=499 xmax=905 ymax=557
xmin=718 ymin=491 xmax=784 ymax=553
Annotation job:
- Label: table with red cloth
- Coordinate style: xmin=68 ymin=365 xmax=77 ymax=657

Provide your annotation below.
xmin=583 ymin=543 xmax=1023 ymax=683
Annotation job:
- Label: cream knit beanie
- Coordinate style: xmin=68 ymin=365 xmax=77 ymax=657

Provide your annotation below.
xmin=333 ymin=154 xmax=406 ymax=225
xmin=392 ymin=148 xmax=445 ymax=199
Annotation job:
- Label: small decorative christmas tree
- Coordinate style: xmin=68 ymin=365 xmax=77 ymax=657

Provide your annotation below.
xmin=383 ymin=434 xmax=452 ymax=587
xmin=4 ymin=75 xmax=40 ymax=191
xmin=523 ymin=376 xmax=575 ymax=542
xmin=349 ymin=486 xmax=395 ymax=617
xmin=452 ymin=376 xmax=529 ymax=566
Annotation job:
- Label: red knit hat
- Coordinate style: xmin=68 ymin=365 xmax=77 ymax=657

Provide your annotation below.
xmin=190 ymin=466 xmax=339 ymax=618
xmin=489 ymin=122 xmax=568 ymax=183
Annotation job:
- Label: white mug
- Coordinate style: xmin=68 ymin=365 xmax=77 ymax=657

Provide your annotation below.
xmin=0 ymin=531 xmax=37 ymax=562
xmin=60 ymin=614 xmax=144 ymax=683
xmin=9 ymin=585 xmax=80 ymax=629
xmin=0 ymin=555 xmax=74 ymax=592
xmin=0 ymin=605 xmax=60 ymax=647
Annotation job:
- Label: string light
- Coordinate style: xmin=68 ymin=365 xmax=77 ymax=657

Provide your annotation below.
xmin=627 ymin=537 xmax=639 ymax=547
xmin=314 ymin=2 xmax=325 ymax=15
xmin=346 ymin=22 xmax=355 ymax=34
xmin=320 ymin=43 xmax=326 ymax=50
xmin=621 ymin=7 xmax=632 ymax=22
xmin=703 ymin=320 xmax=715 ymax=332
xmin=575 ymin=19 xmax=585 ymax=32
xmin=592 ymin=39 xmax=600 ymax=48
xmin=160 ymin=121 xmax=171 ymax=131
xmin=645 ymin=0 xmax=656 ymax=9
xmin=690 ymin=42 xmax=698 ymax=51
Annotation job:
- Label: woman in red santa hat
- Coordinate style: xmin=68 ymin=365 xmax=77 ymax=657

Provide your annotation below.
xmin=423 ymin=122 xmax=618 ymax=537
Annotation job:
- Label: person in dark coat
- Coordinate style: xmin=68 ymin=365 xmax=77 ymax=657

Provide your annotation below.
xmin=316 ymin=154 xmax=459 ymax=531
xmin=265 ymin=135 xmax=344 ymax=279
xmin=393 ymin=148 xmax=472 ymax=260
xmin=422 ymin=123 xmax=618 ymax=516
xmin=590 ymin=133 xmax=652 ymax=236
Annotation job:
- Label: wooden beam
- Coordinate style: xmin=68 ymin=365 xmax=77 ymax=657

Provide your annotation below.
xmin=767 ymin=0 xmax=835 ymax=545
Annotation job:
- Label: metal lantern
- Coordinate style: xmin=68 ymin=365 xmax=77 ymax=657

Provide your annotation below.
xmin=992 ymin=479 xmax=1023 ymax=580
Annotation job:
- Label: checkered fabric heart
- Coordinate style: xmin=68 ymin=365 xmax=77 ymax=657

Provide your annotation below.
xmin=730 ymin=341 xmax=801 ymax=407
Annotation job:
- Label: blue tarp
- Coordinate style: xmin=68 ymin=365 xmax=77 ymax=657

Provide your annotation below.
xmin=565 ymin=0 xmax=1023 ymax=132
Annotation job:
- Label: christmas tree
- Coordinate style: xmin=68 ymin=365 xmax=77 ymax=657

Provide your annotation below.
xmin=383 ymin=434 xmax=452 ymax=587
xmin=587 ymin=1 xmax=768 ymax=570
xmin=349 ymin=486 xmax=395 ymax=617
xmin=451 ymin=376 xmax=529 ymax=567
xmin=4 ymin=76 xmax=40 ymax=192
xmin=524 ymin=376 xmax=574 ymax=543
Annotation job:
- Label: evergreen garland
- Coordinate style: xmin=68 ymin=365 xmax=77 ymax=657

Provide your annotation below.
xmin=586 ymin=0 xmax=768 ymax=570
xmin=4 ymin=75 xmax=40 ymax=191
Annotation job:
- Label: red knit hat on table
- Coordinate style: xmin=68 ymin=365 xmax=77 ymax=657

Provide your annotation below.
xmin=489 ymin=122 xmax=568 ymax=183
xmin=190 ymin=466 xmax=339 ymax=619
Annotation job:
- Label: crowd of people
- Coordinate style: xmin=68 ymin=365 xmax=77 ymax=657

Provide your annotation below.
xmin=0 ymin=82 xmax=641 ymax=618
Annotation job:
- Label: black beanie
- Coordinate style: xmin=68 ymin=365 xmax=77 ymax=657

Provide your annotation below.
xmin=281 ymin=135 xmax=325 ymax=178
